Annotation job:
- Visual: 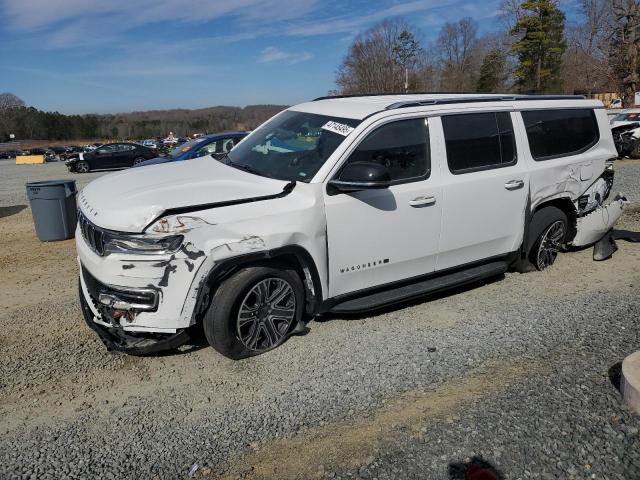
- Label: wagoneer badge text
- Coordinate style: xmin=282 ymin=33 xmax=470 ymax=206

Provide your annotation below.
xmin=340 ymin=259 xmax=389 ymax=274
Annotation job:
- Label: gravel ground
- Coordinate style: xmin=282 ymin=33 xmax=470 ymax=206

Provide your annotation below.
xmin=0 ymin=161 xmax=639 ymax=480
xmin=0 ymin=159 xmax=108 ymax=208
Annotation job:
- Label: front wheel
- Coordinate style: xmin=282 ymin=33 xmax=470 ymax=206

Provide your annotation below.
xmin=133 ymin=157 xmax=146 ymax=165
xmin=75 ymin=161 xmax=90 ymax=173
xmin=203 ymin=266 xmax=304 ymax=359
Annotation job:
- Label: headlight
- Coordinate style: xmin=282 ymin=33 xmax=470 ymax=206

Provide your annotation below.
xmin=103 ymin=233 xmax=183 ymax=255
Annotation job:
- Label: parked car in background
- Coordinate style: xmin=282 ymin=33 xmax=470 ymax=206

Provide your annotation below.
xmin=61 ymin=146 xmax=85 ymax=161
xmin=142 ymin=139 xmax=159 ymax=149
xmin=610 ymin=109 xmax=640 ymax=128
xmin=66 ymin=142 xmax=157 ymax=173
xmin=612 ymin=122 xmax=640 ymax=158
xmin=134 ymin=131 xmax=249 ymax=167
xmin=28 ymin=147 xmax=47 ymax=156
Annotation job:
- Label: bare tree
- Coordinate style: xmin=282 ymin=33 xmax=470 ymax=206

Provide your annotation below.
xmin=335 ymin=19 xmax=423 ymax=94
xmin=610 ymin=0 xmax=640 ymax=106
xmin=436 ymin=17 xmax=480 ymax=91
xmin=562 ymin=0 xmax=612 ymax=94
xmin=0 ymin=93 xmax=26 ymax=110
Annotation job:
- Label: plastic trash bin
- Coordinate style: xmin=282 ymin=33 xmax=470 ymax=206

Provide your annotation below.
xmin=26 ymin=180 xmax=78 ymax=241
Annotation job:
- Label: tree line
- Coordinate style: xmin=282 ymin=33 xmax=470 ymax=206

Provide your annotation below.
xmin=0 ymin=93 xmax=286 ymax=143
xmin=335 ymin=0 xmax=640 ymax=106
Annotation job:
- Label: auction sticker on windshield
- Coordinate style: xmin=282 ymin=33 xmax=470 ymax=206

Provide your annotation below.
xmin=322 ymin=121 xmax=355 ymax=136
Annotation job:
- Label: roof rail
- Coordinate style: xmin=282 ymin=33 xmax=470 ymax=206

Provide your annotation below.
xmin=386 ymin=95 xmax=585 ymax=110
xmin=313 ymin=91 xmax=469 ymax=101
xmin=312 ymin=92 xmax=586 ymax=106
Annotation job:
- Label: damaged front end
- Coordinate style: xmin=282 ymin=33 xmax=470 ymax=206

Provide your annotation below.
xmin=79 ymin=268 xmax=190 ymax=355
xmin=572 ymin=163 xmax=629 ymax=260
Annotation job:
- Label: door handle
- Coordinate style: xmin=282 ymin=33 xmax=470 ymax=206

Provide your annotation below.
xmin=504 ymin=180 xmax=524 ymax=190
xmin=409 ymin=195 xmax=436 ymax=207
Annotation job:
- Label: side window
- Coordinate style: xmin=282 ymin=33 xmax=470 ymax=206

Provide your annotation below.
xmin=97 ymin=145 xmax=114 ymax=154
xmin=442 ymin=112 xmax=516 ymax=174
xmin=196 ymin=140 xmax=222 ymax=156
xmin=521 ymin=109 xmax=599 ymax=160
xmin=344 ymin=118 xmax=430 ymax=183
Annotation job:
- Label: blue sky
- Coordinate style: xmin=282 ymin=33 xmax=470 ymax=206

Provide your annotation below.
xmin=0 ymin=0 xmax=580 ymax=114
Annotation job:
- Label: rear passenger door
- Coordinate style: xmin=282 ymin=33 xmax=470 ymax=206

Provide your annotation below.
xmin=435 ymin=111 xmax=529 ymax=271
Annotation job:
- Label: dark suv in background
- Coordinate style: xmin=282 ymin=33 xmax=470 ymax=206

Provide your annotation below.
xmin=66 ymin=143 xmax=157 ymax=173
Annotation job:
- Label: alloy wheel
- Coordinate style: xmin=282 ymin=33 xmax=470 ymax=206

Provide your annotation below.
xmin=236 ymin=278 xmax=296 ymax=352
xmin=536 ymin=220 xmax=566 ymax=270
xmin=76 ymin=161 xmax=89 ymax=173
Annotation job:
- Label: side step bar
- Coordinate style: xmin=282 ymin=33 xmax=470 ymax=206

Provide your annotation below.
xmin=329 ymin=261 xmax=508 ymax=314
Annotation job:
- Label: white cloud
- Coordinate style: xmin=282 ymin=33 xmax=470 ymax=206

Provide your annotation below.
xmin=257 ymin=46 xmax=313 ymax=64
xmin=1 ymin=0 xmax=318 ymax=45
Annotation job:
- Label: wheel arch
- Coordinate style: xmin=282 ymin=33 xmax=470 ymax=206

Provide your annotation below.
xmin=531 ymin=197 xmax=577 ymax=245
xmin=192 ymin=245 xmax=323 ymax=324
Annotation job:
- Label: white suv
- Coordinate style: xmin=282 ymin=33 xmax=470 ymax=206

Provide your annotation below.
xmin=77 ymin=94 xmax=626 ymax=359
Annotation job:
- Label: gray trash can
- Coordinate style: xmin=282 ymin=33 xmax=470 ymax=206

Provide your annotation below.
xmin=26 ymin=180 xmax=78 ymax=241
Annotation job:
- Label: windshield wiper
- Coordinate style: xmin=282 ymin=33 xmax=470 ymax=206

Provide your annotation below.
xmin=221 ymin=155 xmax=273 ymax=178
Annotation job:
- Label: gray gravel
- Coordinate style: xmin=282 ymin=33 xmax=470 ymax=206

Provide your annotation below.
xmin=0 ymin=161 xmax=639 ymax=480
xmin=0 ymin=159 xmax=108 ymax=207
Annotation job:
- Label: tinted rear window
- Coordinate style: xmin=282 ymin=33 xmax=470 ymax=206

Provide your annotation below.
xmin=522 ymin=109 xmax=599 ymax=160
xmin=442 ymin=112 xmax=516 ymax=174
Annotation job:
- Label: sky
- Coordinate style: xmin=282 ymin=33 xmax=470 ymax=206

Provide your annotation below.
xmin=0 ymin=0 xmax=582 ymax=114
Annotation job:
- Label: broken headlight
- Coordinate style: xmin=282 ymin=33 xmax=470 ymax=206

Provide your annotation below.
xmin=103 ymin=233 xmax=183 ymax=255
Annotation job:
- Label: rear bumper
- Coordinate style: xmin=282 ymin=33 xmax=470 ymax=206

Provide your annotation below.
xmin=572 ymin=194 xmax=628 ymax=247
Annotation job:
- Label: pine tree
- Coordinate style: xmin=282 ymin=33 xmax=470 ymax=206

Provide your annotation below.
xmin=511 ymin=0 xmax=567 ymax=93
xmin=476 ymin=49 xmax=508 ymax=93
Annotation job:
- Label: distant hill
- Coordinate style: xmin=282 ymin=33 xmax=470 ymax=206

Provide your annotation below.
xmin=0 ymin=104 xmax=289 ymax=142
xmin=98 ymin=104 xmax=288 ymax=139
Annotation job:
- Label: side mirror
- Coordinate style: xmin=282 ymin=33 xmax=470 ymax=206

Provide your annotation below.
xmin=327 ymin=161 xmax=391 ymax=195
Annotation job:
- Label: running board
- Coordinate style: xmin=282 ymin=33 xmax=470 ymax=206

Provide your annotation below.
xmin=329 ymin=261 xmax=508 ymax=314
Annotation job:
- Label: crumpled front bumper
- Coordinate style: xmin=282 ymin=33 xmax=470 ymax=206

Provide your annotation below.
xmin=572 ymin=194 xmax=628 ymax=247
xmin=79 ymin=275 xmax=189 ymax=355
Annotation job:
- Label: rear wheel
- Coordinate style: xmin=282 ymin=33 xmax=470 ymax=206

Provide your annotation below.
xmin=75 ymin=161 xmax=90 ymax=173
xmin=631 ymin=139 xmax=640 ymax=159
xmin=527 ymin=207 xmax=568 ymax=271
xmin=203 ymin=266 xmax=304 ymax=359
xmin=133 ymin=157 xmax=146 ymax=165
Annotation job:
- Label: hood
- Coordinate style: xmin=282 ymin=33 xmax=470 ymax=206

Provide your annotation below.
xmin=79 ymin=156 xmax=290 ymax=232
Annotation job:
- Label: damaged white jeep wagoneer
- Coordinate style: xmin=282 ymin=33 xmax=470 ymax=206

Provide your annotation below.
xmin=77 ymin=94 xmax=626 ymax=358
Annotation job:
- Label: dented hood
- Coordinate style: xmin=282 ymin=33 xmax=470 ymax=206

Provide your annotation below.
xmin=78 ymin=156 xmax=289 ymax=232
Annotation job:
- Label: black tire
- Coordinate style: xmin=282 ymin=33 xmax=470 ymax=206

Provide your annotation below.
xmin=133 ymin=157 xmax=146 ymax=165
xmin=203 ymin=265 xmax=304 ymax=359
xmin=631 ymin=139 xmax=640 ymax=159
xmin=526 ymin=206 xmax=568 ymax=271
xmin=75 ymin=160 xmax=90 ymax=173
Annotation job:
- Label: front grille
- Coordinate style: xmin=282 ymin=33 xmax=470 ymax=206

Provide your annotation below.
xmin=78 ymin=210 xmax=106 ymax=255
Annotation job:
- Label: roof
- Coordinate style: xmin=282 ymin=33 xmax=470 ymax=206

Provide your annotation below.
xmin=290 ymin=93 xmax=597 ymax=120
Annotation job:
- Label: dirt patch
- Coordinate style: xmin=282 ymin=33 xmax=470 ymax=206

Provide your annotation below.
xmin=212 ymin=361 xmax=541 ymax=480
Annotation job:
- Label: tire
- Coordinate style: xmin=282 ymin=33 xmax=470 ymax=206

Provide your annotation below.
xmin=203 ymin=265 xmax=304 ymax=359
xmin=526 ymin=206 xmax=568 ymax=271
xmin=631 ymin=139 xmax=640 ymax=159
xmin=133 ymin=157 xmax=146 ymax=165
xmin=75 ymin=161 xmax=90 ymax=173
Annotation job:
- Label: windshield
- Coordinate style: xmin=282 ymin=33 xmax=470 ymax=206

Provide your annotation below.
xmin=169 ymin=138 xmax=202 ymax=158
xmin=226 ymin=111 xmax=361 ymax=182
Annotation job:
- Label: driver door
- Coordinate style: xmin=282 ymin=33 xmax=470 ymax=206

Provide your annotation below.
xmin=323 ymin=117 xmax=443 ymax=298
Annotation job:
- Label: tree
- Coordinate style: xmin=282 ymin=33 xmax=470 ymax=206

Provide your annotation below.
xmin=562 ymin=0 xmax=612 ymax=95
xmin=335 ymin=19 xmax=423 ymax=94
xmin=610 ymin=0 xmax=640 ymax=106
xmin=392 ymin=30 xmax=420 ymax=92
xmin=0 ymin=93 xmax=25 ymax=110
xmin=477 ymin=49 xmax=509 ymax=92
xmin=436 ymin=18 xmax=480 ymax=92
xmin=511 ymin=0 xmax=567 ymax=93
